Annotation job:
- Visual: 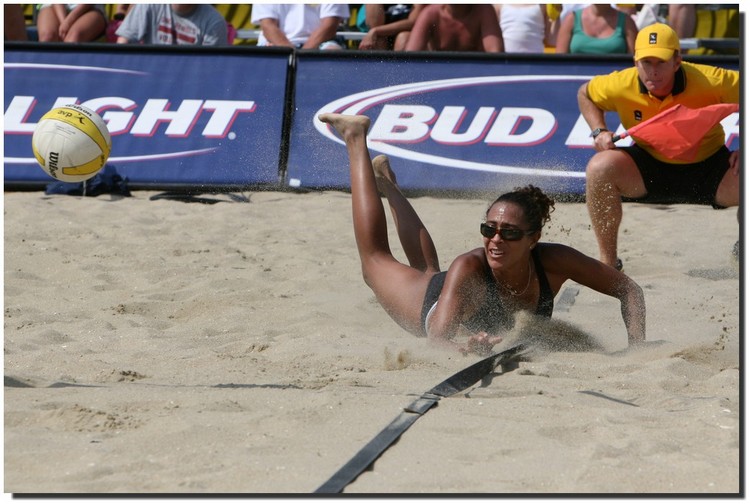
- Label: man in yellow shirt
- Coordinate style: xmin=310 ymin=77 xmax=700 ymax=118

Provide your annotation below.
xmin=577 ymin=23 xmax=739 ymax=270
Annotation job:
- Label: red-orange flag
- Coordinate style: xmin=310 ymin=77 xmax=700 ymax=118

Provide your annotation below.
xmin=613 ymin=103 xmax=739 ymax=162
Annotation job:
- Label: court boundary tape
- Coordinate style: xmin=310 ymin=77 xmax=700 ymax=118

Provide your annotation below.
xmin=313 ymin=343 xmax=530 ymax=493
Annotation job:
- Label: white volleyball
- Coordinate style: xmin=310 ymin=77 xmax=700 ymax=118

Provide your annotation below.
xmin=32 ymin=104 xmax=111 ymax=183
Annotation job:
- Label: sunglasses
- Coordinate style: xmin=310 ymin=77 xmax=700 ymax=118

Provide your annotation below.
xmin=480 ymin=222 xmax=534 ymax=241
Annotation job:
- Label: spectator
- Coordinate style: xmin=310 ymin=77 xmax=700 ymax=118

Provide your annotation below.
xmin=5 ymin=4 xmax=28 ymax=41
xmin=495 ymin=4 xmax=549 ymax=53
xmin=116 ymin=4 xmax=228 ymax=45
xmin=631 ymin=4 xmax=667 ymax=30
xmin=36 ymin=4 xmax=107 ymax=42
xmin=576 ymin=22 xmax=739 ymax=269
xmin=671 ymin=5 xmax=739 ymax=56
xmin=405 ymin=4 xmax=503 ymax=52
xmin=547 ymin=3 xmax=586 ymax=47
xmin=106 ymin=4 xmax=130 ymax=43
xmin=627 ymin=4 xmax=690 ymax=51
xmin=114 ymin=5 xmax=131 ymax=18
xmin=625 ymin=4 xmax=709 ymax=35
xmin=555 ymin=3 xmax=637 ymax=54
xmin=627 ymin=5 xmax=690 ymax=52
xmin=614 ymin=4 xmax=638 ymax=16
xmin=357 ymin=4 xmax=424 ymax=51
xmin=251 ymin=4 xmax=350 ymax=50
xmin=667 ymin=4 xmax=695 ymax=39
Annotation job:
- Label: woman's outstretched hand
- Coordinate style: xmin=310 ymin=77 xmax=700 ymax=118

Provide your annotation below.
xmin=462 ymin=332 xmax=503 ymax=356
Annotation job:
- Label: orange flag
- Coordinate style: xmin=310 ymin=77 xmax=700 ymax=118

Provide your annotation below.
xmin=613 ymin=103 xmax=739 ymax=162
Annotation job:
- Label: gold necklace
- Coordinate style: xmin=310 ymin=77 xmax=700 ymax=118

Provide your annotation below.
xmin=498 ymin=259 xmax=533 ymax=297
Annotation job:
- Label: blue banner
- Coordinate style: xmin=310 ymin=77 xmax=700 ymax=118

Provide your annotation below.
xmin=290 ymin=54 xmax=740 ymax=195
xmin=4 ymin=46 xmax=739 ymax=195
xmin=4 ymin=45 xmax=290 ymax=187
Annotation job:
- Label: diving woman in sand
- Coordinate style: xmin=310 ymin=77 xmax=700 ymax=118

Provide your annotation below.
xmin=318 ymin=113 xmax=646 ymax=355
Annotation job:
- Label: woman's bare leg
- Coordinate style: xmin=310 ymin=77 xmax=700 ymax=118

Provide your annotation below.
xmin=372 ymin=155 xmax=440 ymax=272
xmin=318 ymin=113 xmax=432 ymax=335
xmin=318 ymin=114 xmax=392 ymax=274
xmin=36 ymin=7 xmax=62 ymax=42
xmin=64 ymin=10 xmax=106 ymax=42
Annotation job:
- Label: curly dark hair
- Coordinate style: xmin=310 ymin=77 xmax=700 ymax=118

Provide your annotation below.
xmin=486 ymin=185 xmax=555 ymax=231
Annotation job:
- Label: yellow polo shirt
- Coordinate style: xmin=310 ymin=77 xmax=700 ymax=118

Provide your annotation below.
xmin=587 ymin=61 xmax=739 ymax=163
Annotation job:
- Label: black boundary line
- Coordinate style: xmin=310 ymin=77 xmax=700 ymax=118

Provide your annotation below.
xmin=313 ymin=343 xmax=529 ymax=494
xmin=578 ymin=390 xmax=640 ymax=407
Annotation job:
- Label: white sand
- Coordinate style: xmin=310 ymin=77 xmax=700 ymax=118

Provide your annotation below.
xmin=3 ymin=189 xmax=740 ymax=494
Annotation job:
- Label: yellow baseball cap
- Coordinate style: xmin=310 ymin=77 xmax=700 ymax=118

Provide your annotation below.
xmin=634 ymin=23 xmax=680 ymax=61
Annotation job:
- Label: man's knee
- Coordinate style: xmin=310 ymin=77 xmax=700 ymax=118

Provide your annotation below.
xmin=715 ymin=170 xmax=740 ymax=207
xmin=586 ymin=151 xmax=620 ymax=179
xmin=585 ymin=151 xmax=645 ymax=197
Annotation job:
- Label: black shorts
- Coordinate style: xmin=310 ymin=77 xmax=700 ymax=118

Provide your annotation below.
xmin=420 ymin=271 xmax=446 ymax=337
xmin=620 ymin=144 xmax=731 ymax=207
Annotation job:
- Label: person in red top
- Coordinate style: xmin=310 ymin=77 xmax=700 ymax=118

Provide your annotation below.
xmin=577 ymin=23 xmax=740 ymax=270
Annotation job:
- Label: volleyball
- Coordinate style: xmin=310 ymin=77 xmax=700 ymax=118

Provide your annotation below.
xmin=32 ymin=104 xmax=111 ymax=183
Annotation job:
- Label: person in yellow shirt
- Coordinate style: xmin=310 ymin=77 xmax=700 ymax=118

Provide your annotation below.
xmin=577 ymin=22 xmax=739 ymax=270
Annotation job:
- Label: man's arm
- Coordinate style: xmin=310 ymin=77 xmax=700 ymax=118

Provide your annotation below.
xmin=668 ymin=4 xmax=696 ymax=38
xmin=577 ymin=83 xmax=607 ymax=129
xmin=115 ymin=4 xmax=146 ymax=44
xmin=365 ymin=12 xmax=419 ymax=39
xmin=202 ymin=10 xmax=228 ymax=46
xmin=577 ymin=82 xmax=615 ymax=150
xmin=364 ymin=4 xmax=385 ymax=29
xmin=554 ymin=11 xmax=575 ymax=53
xmin=539 ymin=5 xmax=551 ymax=47
xmin=623 ymin=15 xmax=638 ymax=54
xmin=301 ymin=16 xmax=341 ymax=49
xmin=479 ymin=4 xmax=503 ymax=52
xmin=404 ymin=6 xmax=435 ymax=51
xmin=258 ymin=17 xmax=295 ymax=47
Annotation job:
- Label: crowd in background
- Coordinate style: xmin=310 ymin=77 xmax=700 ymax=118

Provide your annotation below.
xmin=3 ymin=4 xmax=740 ymax=55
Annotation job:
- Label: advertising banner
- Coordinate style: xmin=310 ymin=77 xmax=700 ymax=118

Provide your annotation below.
xmin=4 ymin=46 xmax=739 ymax=196
xmin=290 ymin=53 xmax=740 ymax=195
xmin=4 ymin=45 xmax=290 ymax=188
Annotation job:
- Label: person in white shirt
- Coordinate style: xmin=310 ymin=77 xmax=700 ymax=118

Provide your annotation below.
xmin=495 ymin=4 xmax=549 ymax=53
xmin=116 ymin=4 xmax=228 ymax=45
xmin=251 ymin=4 xmax=350 ymax=50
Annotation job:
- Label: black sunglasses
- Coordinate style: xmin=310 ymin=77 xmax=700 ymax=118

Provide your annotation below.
xmin=480 ymin=222 xmax=534 ymax=241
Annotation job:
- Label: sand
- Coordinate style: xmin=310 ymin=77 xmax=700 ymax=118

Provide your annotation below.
xmin=3 ymin=188 xmax=740 ymax=495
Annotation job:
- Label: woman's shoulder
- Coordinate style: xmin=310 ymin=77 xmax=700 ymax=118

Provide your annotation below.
xmin=441 ymin=249 xmax=491 ymax=293
xmin=535 ymin=242 xmax=595 ymax=292
xmin=536 ymin=242 xmax=601 ymax=277
xmin=538 ymin=241 xmax=584 ymax=254
xmin=447 ymin=248 xmax=488 ymax=274
xmin=536 ymin=242 xmax=585 ymax=266
xmin=453 ymin=247 xmax=486 ymax=264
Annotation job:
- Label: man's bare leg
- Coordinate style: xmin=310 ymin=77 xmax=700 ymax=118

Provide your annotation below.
xmin=715 ymin=165 xmax=740 ymax=266
xmin=585 ymin=150 xmax=647 ymax=268
xmin=372 ymin=155 xmax=440 ymax=272
xmin=586 ymin=177 xmax=622 ymax=268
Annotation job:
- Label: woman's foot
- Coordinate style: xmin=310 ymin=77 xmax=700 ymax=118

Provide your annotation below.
xmin=318 ymin=113 xmax=370 ymax=141
xmin=372 ymin=154 xmax=399 ymax=194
